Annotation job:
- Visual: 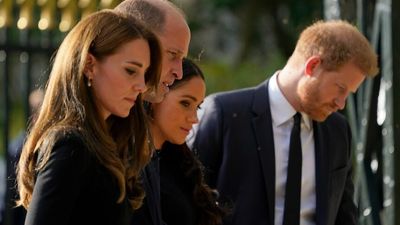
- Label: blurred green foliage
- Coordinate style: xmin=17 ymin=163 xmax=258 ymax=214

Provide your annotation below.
xmin=198 ymin=53 xmax=286 ymax=95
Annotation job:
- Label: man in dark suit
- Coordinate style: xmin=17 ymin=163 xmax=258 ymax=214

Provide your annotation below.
xmin=191 ymin=20 xmax=379 ymax=225
xmin=115 ymin=0 xmax=190 ymax=225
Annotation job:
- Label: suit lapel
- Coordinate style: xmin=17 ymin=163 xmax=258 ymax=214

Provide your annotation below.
xmin=251 ymin=79 xmax=275 ymax=225
xmin=314 ymin=122 xmax=329 ymax=225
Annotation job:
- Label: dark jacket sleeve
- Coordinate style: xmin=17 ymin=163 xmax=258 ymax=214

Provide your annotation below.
xmin=334 ymin=121 xmax=357 ymax=225
xmin=25 ymin=136 xmax=92 ymax=225
xmin=191 ymin=95 xmax=223 ymax=188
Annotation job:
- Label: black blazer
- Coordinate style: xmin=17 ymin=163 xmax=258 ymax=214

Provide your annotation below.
xmin=191 ymin=79 xmax=357 ymax=225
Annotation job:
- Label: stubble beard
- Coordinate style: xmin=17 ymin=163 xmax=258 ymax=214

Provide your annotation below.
xmin=300 ymin=80 xmax=331 ymax=122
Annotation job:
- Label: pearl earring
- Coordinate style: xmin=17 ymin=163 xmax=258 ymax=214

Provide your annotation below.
xmin=87 ymin=78 xmax=92 ymax=87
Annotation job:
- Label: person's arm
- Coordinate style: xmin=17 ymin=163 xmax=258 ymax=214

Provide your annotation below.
xmin=335 ymin=122 xmax=357 ymax=225
xmin=191 ymin=96 xmax=224 ymax=188
xmin=25 ymin=137 xmax=91 ymax=225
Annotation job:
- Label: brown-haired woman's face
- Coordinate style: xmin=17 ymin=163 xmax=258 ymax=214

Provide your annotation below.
xmin=87 ymin=38 xmax=150 ymax=119
xmin=151 ymin=76 xmax=205 ymax=145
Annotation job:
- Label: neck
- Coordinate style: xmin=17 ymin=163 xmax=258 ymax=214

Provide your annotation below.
xmin=277 ymin=65 xmax=302 ymax=112
xmin=150 ymin=123 xmax=164 ymax=150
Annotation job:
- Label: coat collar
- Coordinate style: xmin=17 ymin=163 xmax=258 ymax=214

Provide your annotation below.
xmin=251 ymin=79 xmax=276 ymax=224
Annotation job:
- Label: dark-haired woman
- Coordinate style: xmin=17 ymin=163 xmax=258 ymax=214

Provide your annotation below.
xmin=148 ymin=59 xmax=225 ymax=225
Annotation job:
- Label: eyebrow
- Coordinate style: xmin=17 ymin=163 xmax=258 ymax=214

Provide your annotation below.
xmin=181 ymin=94 xmax=198 ymax=102
xmin=126 ymin=61 xmax=144 ymax=67
xmin=337 ymin=82 xmax=357 ymax=94
xmin=167 ymin=48 xmax=186 ymax=58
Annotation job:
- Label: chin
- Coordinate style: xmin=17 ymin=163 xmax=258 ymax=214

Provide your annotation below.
xmin=113 ymin=109 xmax=131 ymax=118
xmin=310 ymin=112 xmax=330 ymax=122
xmin=170 ymin=138 xmax=186 ymax=145
xmin=144 ymin=92 xmax=165 ymax=103
xmin=119 ymin=113 xmax=130 ymax=118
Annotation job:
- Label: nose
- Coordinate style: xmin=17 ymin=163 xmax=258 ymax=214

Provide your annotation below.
xmin=134 ymin=75 xmax=148 ymax=93
xmin=172 ymin=60 xmax=183 ymax=80
xmin=187 ymin=111 xmax=199 ymax=124
xmin=334 ymin=96 xmax=346 ymax=110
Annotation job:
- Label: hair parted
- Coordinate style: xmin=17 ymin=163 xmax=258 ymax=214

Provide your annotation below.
xmin=292 ymin=20 xmax=379 ymax=77
xmin=17 ymin=9 xmax=162 ymax=210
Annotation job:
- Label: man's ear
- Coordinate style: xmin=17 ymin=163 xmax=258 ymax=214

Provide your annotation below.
xmin=83 ymin=53 xmax=96 ymax=79
xmin=304 ymin=55 xmax=321 ymax=76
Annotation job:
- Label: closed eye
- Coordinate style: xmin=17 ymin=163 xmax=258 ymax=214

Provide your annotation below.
xmin=125 ymin=68 xmax=137 ymax=76
xmin=336 ymin=82 xmax=346 ymax=93
xmin=167 ymin=50 xmax=178 ymax=60
xmin=180 ymin=100 xmax=190 ymax=108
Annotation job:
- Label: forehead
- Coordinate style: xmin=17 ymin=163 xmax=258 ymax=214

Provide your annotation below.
xmin=107 ymin=39 xmax=150 ymax=64
xmin=159 ymin=12 xmax=190 ymax=56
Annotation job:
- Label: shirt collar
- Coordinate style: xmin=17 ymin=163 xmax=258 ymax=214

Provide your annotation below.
xmin=268 ymin=72 xmax=312 ymax=130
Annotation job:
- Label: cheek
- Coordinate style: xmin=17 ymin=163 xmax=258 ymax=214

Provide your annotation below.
xmin=94 ymin=70 xmax=130 ymax=107
xmin=161 ymin=58 xmax=170 ymax=75
xmin=100 ymin=70 xmax=131 ymax=96
xmin=153 ymin=103 xmax=175 ymax=124
xmin=156 ymin=105 xmax=184 ymax=129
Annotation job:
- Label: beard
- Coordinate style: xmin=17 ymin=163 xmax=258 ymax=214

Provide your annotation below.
xmin=298 ymin=79 xmax=334 ymax=122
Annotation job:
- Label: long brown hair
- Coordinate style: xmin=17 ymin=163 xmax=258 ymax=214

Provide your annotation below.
xmin=17 ymin=9 xmax=162 ymax=210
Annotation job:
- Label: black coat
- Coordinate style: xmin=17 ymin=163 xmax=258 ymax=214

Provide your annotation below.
xmin=131 ymin=155 xmax=164 ymax=225
xmin=25 ymin=134 xmax=131 ymax=225
xmin=159 ymin=143 xmax=198 ymax=225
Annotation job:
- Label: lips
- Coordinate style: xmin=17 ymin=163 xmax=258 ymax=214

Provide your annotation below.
xmin=162 ymin=79 xmax=175 ymax=91
xmin=180 ymin=127 xmax=191 ymax=134
xmin=124 ymin=97 xmax=136 ymax=105
xmin=161 ymin=82 xmax=170 ymax=93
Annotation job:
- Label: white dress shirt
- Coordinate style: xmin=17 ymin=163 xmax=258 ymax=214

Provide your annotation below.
xmin=269 ymin=73 xmax=316 ymax=225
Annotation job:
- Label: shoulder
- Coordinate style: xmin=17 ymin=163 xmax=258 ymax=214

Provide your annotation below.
xmin=52 ymin=131 xmax=88 ymax=157
xmin=54 ymin=131 xmax=85 ymax=148
xmin=39 ymin=130 xmax=93 ymax=170
xmin=204 ymin=80 xmax=269 ymax=117
xmin=202 ymin=84 xmax=263 ymax=115
xmin=322 ymin=112 xmax=349 ymax=130
xmin=34 ymin=131 xmax=97 ymax=191
xmin=209 ymin=86 xmax=257 ymax=105
xmin=317 ymin=112 xmax=351 ymax=143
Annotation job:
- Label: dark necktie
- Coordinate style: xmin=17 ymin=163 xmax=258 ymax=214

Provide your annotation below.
xmin=282 ymin=112 xmax=302 ymax=225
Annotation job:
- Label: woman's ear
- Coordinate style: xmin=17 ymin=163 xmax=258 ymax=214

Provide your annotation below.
xmin=84 ymin=53 xmax=96 ymax=79
xmin=304 ymin=55 xmax=321 ymax=76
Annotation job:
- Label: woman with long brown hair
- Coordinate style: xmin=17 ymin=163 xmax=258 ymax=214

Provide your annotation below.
xmin=16 ymin=10 xmax=162 ymax=225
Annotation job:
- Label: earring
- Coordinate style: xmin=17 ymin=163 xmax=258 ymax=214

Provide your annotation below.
xmin=87 ymin=78 xmax=92 ymax=87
